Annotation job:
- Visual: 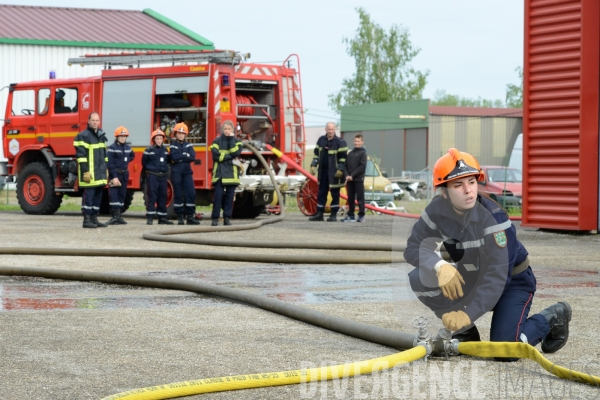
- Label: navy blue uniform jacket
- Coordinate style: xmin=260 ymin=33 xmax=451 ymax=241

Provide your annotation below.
xmin=170 ymin=140 xmax=196 ymax=174
xmin=404 ymin=195 xmax=534 ymax=322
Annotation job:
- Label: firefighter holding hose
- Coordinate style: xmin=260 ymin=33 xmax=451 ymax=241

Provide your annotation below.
xmin=404 ymin=148 xmax=571 ymax=357
xmin=308 ymin=122 xmax=347 ymax=222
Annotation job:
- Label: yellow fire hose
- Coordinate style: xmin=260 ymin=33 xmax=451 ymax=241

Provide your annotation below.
xmin=103 ymin=342 xmax=599 ymax=400
xmin=458 ymin=342 xmax=600 ymax=384
xmin=102 ymin=347 xmax=428 ymax=400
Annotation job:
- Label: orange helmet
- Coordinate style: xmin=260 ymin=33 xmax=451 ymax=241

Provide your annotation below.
xmin=172 ymin=122 xmax=188 ymax=135
xmin=433 ymin=148 xmax=484 ymax=187
xmin=151 ymin=129 xmax=166 ymax=144
xmin=114 ymin=126 xmax=129 ymax=137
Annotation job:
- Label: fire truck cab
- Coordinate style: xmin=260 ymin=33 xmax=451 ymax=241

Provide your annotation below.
xmin=2 ymin=50 xmax=306 ymax=218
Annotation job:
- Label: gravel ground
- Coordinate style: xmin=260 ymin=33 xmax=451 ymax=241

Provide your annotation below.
xmin=0 ymin=210 xmax=598 ymax=400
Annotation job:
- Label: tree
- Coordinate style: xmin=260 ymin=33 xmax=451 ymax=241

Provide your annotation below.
xmin=431 ymin=90 xmax=504 ymax=107
xmin=505 ymin=66 xmax=523 ymax=108
xmin=328 ymin=7 xmax=429 ymax=113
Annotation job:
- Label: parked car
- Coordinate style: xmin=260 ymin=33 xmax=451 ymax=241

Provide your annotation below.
xmin=478 ymin=166 xmax=522 ymax=208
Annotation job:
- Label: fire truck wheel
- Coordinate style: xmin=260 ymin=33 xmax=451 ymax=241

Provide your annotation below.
xmin=98 ymin=189 xmax=133 ymax=214
xmin=142 ymin=178 xmax=176 ymax=219
xmin=16 ymin=162 xmax=63 ymax=215
xmin=232 ymin=192 xmax=263 ymax=219
xmin=121 ymin=190 xmax=134 ymax=214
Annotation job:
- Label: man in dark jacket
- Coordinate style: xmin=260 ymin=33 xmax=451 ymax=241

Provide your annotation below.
xmin=309 ymin=122 xmax=348 ymax=222
xmin=106 ymin=126 xmax=135 ymax=225
xmin=73 ymin=112 xmax=109 ymax=228
xmin=341 ymin=134 xmax=367 ymax=222
xmin=210 ymin=120 xmax=242 ymax=226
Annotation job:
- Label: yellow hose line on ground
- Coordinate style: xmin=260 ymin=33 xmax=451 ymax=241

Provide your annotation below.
xmin=102 ymin=346 xmax=427 ymax=400
xmin=459 ymin=342 xmax=600 ymax=385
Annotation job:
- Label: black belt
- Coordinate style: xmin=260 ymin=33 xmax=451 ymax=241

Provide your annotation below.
xmin=147 ymin=170 xmax=167 ymax=178
xmin=116 ymin=169 xmax=128 ymax=174
xmin=511 ymin=256 xmax=530 ymax=276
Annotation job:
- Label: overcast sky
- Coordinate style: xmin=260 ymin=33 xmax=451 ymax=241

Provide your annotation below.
xmin=5 ymin=0 xmax=524 ymax=126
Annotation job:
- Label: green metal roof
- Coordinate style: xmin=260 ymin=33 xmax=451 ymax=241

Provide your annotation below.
xmin=0 ymin=5 xmax=214 ymax=50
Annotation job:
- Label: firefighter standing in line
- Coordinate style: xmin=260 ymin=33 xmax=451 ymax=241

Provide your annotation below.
xmin=404 ymin=148 xmax=571 ymax=357
xmin=74 ymin=112 xmax=109 ymax=229
xmin=106 ymin=126 xmax=135 ymax=225
xmin=170 ymin=123 xmax=200 ymax=225
xmin=210 ymin=120 xmax=242 ymax=226
xmin=142 ymin=129 xmax=173 ymax=225
xmin=309 ymin=122 xmax=347 ymax=222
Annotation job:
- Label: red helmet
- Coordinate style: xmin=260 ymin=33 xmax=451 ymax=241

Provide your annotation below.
xmin=151 ymin=129 xmax=166 ymax=144
xmin=433 ymin=148 xmax=484 ymax=187
xmin=114 ymin=126 xmax=129 ymax=137
xmin=172 ymin=122 xmax=188 ymax=135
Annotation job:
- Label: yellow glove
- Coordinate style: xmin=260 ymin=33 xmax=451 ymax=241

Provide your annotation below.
xmin=82 ymin=171 xmax=91 ymax=183
xmin=334 ymin=169 xmax=344 ymax=179
xmin=442 ymin=310 xmax=471 ymax=331
xmin=310 ymin=166 xmax=317 ymax=176
xmin=436 ymin=263 xmax=465 ymax=300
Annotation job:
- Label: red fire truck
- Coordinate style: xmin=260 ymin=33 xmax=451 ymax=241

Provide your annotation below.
xmin=1 ymin=50 xmax=306 ymax=218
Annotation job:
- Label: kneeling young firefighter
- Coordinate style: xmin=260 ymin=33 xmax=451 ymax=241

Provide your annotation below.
xmin=404 ymin=148 xmax=572 ymax=358
xmin=106 ymin=126 xmax=135 ymax=225
xmin=170 ymin=122 xmax=200 ymax=226
xmin=142 ymin=129 xmax=173 ymax=225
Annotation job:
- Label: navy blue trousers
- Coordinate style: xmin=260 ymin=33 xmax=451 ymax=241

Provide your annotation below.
xmin=108 ymin=173 xmax=128 ymax=211
xmin=171 ymin=170 xmax=196 ymax=215
xmin=346 ymin=180 xmax=365 ymax=217
xmin=408 ymin=268 xmax=549 ymax=346
xmin=81 ymin=187 xmax=103 ymax=216
xmin=145 ymin=174 xmax=168 ymax=219
xmin=316 ymin=173 xmax=340 ymax=214
xmin=211 ymin=179 xmax=236 ymax=219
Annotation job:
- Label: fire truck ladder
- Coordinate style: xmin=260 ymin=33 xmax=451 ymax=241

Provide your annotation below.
xmin=282 ymin=54 xmax=306 ymax=160
xmin=68 ymin=50 xmax=247 ymax=68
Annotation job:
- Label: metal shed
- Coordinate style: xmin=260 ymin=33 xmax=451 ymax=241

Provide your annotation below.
xmin=340 ymin=100 xmax=522 ymax=178
xmin=522 ymin=0 xmax=599 ymax=232
xmin=0 ymin=5 xmax=214 ymax=161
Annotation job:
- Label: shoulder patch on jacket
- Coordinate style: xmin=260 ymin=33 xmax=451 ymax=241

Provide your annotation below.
xmin=493 ymin=231 xmax=507 ymax=248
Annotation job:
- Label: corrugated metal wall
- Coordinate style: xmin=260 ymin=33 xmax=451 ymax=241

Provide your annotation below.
xmin=342 ymin=130 xmax=406 ymax=177
xmin=0 ymin=44 xmax=160 ymax=160
xmin=429 ymin=115 xmax=522 ymax=166
xmin=523 ymin=0 xmax=599 ymax=231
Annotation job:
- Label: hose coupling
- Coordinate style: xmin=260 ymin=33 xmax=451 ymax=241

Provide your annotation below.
xmin=436 ymin=328 xmax=460 ymax=360
xmin=413 ymin=316 xmax=433 ymax=359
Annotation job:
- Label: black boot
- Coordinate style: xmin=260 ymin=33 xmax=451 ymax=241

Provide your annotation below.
xmin=158 ymin=218 xmax=174 ymax=225
xmin=187 ymin=215 xmax=200 ymax=225
xmin=540 ymin=302 xmax=572 ymax=353
xmin=83 ymin=214 xmax=97 ymax=229
xmin=177 ymin=214 xmax=185 ymax=225
xmin=211 ymin=219 xmax=219 ymax=226
xmin=116 ymin=209 xmax=127 ymax=225
xmin=451 ymin=325 xmax=481 ymax=342
xmin=223 ymin=217 xmax=231 ymax=226
xmin=107 ymin=209 xmax=120 ymax=225
xmin=91 ymin=215 xmax=108 ymax=228
xmin=327 ymin=212 xmax=338 ymax=222
xmin=147 ymin=217 xmax=153 ymax=225
xmin=308 ymin=211 xmax=324 ymax=221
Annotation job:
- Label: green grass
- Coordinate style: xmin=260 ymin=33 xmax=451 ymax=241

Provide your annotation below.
xmin=0 ymin=190 xmax=522 ymax=217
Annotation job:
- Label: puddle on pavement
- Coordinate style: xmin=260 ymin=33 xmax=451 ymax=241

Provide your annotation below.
xmin=0 ymin=266 xmax=596 ymax=311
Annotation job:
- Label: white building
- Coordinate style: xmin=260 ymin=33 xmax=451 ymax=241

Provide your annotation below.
xmin=0 ymin=5 xmax=214 ymax=162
